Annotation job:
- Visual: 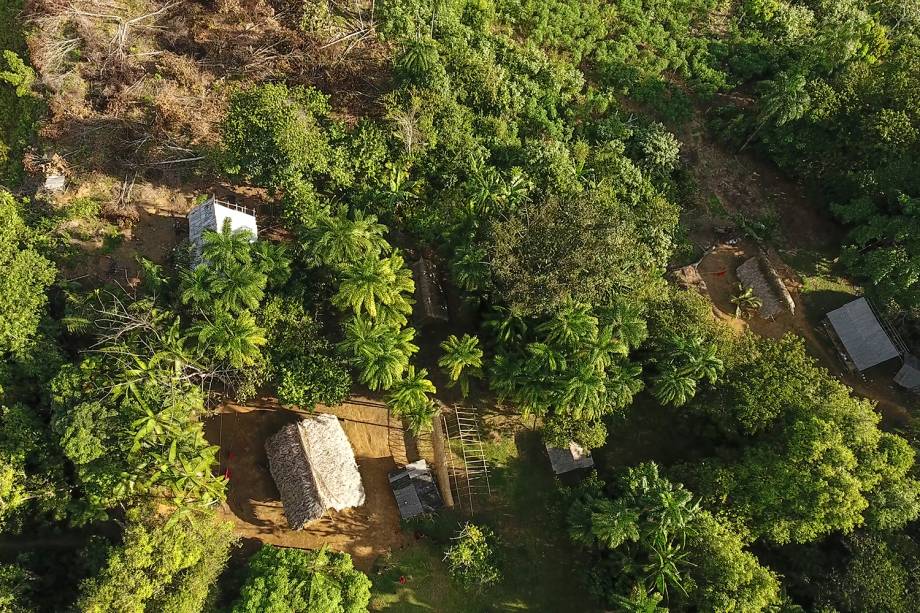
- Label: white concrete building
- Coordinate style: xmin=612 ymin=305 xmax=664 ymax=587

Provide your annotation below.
xmin=187 ymin=196 xmax=257 ymax=263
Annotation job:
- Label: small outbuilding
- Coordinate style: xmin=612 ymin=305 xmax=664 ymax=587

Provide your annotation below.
xmin=546 ymin=441 xmax=595 ymax=475
xmin=895 ymin=354 xmax=920 ymax=391
xmin=412 ymin=257 xmax=449 ymax=326
xmin=264 ymin=414 xmax=366 ymax=530
xmin=187 ymin=196 xmax=257 ymax=262
xmin=825 ymin=297 xmax=901 ymax=372
xmin=388 ymin=459 xmax=443 ymax=520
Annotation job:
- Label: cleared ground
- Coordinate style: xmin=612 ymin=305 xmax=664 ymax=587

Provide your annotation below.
xmin=205 ymin=399 xmax=417 ymax=571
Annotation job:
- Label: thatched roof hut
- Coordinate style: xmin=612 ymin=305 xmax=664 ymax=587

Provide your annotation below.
xmin=736 ymin=254 xmax=795 ymax=319
xmin=265 ymin=414 xmax=365 ymax=530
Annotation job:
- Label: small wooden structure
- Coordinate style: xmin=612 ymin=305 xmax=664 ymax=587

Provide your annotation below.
xmin=546 ymin=441 xmax=595 ymax=475
xmin=895 ymin=354 xmax=920 ymax=392
xmin=388 ymin=459 xmax=444 ymax=520
xmin=412 ymin=257 xmax=449 ymax=326
xmin=441 ymin=408 xmax=491 ymax=513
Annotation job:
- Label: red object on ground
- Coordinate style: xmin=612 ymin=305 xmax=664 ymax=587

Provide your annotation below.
xmin=715 ymin=269 xmax=727 ymax=276
xmin=399 ymin=576 xmax=407 ymax=585
xmin=224 ymin=467 xmax=232 ymax=480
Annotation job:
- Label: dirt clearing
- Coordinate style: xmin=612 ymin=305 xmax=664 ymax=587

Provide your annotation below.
xmin=206 ymin=399 xmax=418 ymax=571
xmin=697 ymin=241 xmax=914 ymax=425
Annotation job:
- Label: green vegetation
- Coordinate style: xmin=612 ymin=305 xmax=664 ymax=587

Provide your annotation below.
xmin=4 ymin=0 xmax=920 ymax=611
xmin=233 ymin=545 xmax=371 ymax=613
xmin=443 ymin=523 xmax=501 ymax=590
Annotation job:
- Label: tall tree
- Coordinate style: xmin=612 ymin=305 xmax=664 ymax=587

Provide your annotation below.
xmin=0 ymin=190 xmax=56 ymax=355
xmin=332 ymin=253 xmax=415 ymax=324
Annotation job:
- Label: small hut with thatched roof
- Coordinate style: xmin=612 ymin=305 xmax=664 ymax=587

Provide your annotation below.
xmin=265 ymin=414 xmax=366 ymax=530
xmin=736 ymin=253 xmax=795 ymax=319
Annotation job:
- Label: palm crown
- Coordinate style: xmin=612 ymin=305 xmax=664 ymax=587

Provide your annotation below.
xmin=438 ymin=334 xmax=484 ymax=397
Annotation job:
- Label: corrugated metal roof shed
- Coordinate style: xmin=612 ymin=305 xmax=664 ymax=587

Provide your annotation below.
xmin=546 ymin=441 xmax=595 ymax=475
xmin=826 ymin=298 xmax=900 ymax=371
xmin=388 ymin=459 xmax=443 ymax=520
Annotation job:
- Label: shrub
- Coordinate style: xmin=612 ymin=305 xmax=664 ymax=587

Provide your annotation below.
xmin=443 ymin=523 xmax=501 ymax=590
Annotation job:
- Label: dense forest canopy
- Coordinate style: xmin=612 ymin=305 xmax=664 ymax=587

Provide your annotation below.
xmin=2 ymin=0 xmax=920 ymax=610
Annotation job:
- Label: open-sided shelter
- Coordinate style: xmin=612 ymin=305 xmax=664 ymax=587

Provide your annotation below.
xmin=388 ymin=459 xmax=443 ymax=520
xmin=826 ymin=297 xmax=901 ymax=371
xmin=265 ymin=413 xmax=365 ymax=530
xmin=546 ymin=441 xmax=595 ymax=475
xmin=412 ymin=257 xmax=449 ymax=326
xmin=187 ymin=196 xmax=257 ymax=262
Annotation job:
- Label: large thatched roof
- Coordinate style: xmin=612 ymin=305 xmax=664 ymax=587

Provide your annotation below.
xmin=265 ymin=414 xmax=365 ymax=530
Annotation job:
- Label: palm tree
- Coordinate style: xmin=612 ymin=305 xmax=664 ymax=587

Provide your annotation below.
xmin=525 ymin=342 xmax=568 ymax=374
xmin=642 ymin=538 xmax=693 ymax=601
xmin=395 ymin=38 xmax=439 ymax=82
xmin=179 ymin=266 xmax=213 ymax=307
xmin=211 ymin=263 xmax=267 ymax=314
xmin=731 ymin=284 xmax=762 ymax=318
xmin=304 ymin=207 xmax=390 ymax=268
xmin=483 ymin=306 xmax=527 ymax=346
xmin=651 ymin=367 xmax=697 ymax=407
xmin=587 ymin=324 xmax=629 ymax=372
xmin=333 ymin=253 xmax=414 ymax=322
xmin=251 ymin=240 xmax=291 ymax=288
xmin=340 ymin=316 xmax=418 ymax=391
xmin=537 ymin=303 xmax=598 ymax=348
xmin=559 ymin=365 xmax=607 ymax=420
xmin=190 ymin=310 xmax=266 ymax=369
xmin=740 ymin=72 xmax=811 ymax=151
xmin=357 ymin=346 xmax=411 ymax=391
xmin=450 ymin=243 xmax=491 ymax=293
xmin=401 ymin=398 xmax=439 ymax=434
xmin=590 ymin=499 xmax=641 ymax=549
xmin=605 ymin=362 xmax=645 ymax=409
xmin=677 ymin=337 xmax=723 ymax=385
xmin=387 ymin=365 xmax=437 ymax=417
xmin=438 ymin=334 xmax=484 ymax=397
xmin=201 ymin=218 xmax=254 ymax=270
xmin=598 ymin=300 xmax=648 ymax=350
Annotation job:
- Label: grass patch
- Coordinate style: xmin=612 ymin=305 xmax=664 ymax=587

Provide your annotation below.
xmin=781 ymin=248 xmax=858 ymax=322
xmin=371 ymin=427 xmax=598 ymax=612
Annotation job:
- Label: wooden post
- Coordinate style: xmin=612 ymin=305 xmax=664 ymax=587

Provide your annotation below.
xmin=430 ymin=410 xmax=454 ymax=508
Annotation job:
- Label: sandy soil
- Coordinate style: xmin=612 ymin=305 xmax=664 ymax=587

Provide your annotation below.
xmin=205 ymin=399 xmax=419 ymax=571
